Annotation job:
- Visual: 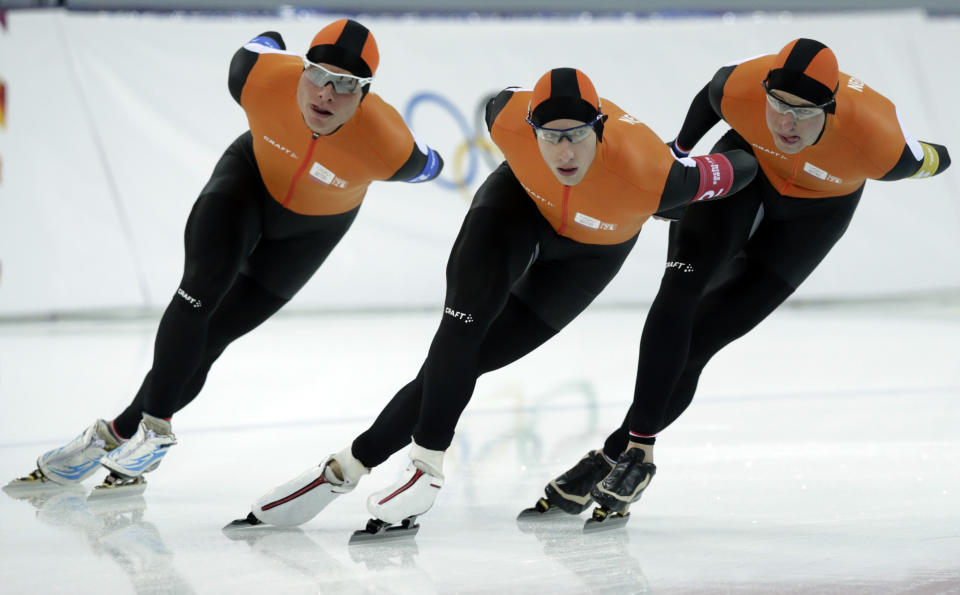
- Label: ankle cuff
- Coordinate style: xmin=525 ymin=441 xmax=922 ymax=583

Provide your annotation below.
xmin=410 ymin=441 xmax=444 ymax=478
xmin=332 ymin=447 xmax=369 ymax=485
xmin=142 ymin=413 xmax=172 ymax=435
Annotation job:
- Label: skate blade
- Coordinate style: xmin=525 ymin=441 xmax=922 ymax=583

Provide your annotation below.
xmin=583 ymin=510 xmax=630 ymax=534
xmin=222 ymin=512 xmax=265 ymax=533
xmin=3 ymin=480 xmax=84 ymax=500
xmin=349 ymin=517 xmax=420 ymax=545
xmin=516 ymin=504 xmax=567 ymax=521
xmin=3 ymin=471 xmax=79 ymax=498
xmin=87 ymin=475 xmax=147 ymax=500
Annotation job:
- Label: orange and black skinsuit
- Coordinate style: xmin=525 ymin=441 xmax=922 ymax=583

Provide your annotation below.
xmin=352 ymin=81 xmax=758 ymax=463
xmin=113 ymin=32 xmax=442 ymax=437
xmin=602 ymin=49 xmax=951 ymax=457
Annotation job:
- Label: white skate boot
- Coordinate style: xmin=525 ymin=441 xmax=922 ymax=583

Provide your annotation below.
xmin=4 ymin=420 xmax=123 ymax=493
xmin=350 ymin=442 xmax=444 ymax=544
xmin=225 ymin=447 xmax=370 ymax=529
xmin=93 ymin=414 xmax=177 ymax=498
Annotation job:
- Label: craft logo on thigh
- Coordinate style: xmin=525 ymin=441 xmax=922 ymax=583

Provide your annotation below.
xmin=177 ymin=288 xmax=203 ymax=308
xmin=444 ymin=307 xmax=474 ymax=323
xmin=665 ymin=261 xmax=694 ymax=273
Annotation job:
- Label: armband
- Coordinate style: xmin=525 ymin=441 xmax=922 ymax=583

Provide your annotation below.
xmin=688 ymin=154 xmax=734 ymax=203
xmin=910 ymin=142 xmax=940 ymax=178
xmin=406 ymin=148 xmax=441 ymax=183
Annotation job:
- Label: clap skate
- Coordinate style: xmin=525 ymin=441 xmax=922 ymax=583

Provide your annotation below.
xmin=4 ymin=420 xmax=122 ymax=496
xmin=585 ymin=448 xmax=656 ymax=532
xmin=225 ymin=447 xmax=369 ymax=530
xmin=90 ymin=414 xmax=176 ymax=500
xmin=517 ymin=449 xmax=613 ymax=521
xmin=349 ymin=515 xmax=421 ymax=544
xmin=583 ymin=504 xmax=632 ymax=533
xmin=350 ymin=442 xmax=443 ymax=545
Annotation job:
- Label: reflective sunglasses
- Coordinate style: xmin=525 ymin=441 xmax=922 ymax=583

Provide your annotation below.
xmin=302 ymin=60 xmax=372 ymax=94
xmin=525 ymin=114 xmax=603 ymax=144
xmin=761 ymin=81 xmax=832 ymax=120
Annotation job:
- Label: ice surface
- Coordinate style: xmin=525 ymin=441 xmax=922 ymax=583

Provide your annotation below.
xmin=2 ymin=304 xmax=958 ymax=594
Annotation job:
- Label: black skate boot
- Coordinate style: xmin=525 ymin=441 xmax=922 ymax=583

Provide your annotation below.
xmin=518 ymin=450 xmax=612 ymax=521
xmin=586 ymin=448 xmax=656 ymax=530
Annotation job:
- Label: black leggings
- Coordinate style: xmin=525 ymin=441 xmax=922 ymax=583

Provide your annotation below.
xmin=604 ymin=129 xmax=862 ymax=457
xmin=113 ymin=132 xmax=358 ymax=437
xmin=352 ymin=163 xmax=637 ymax=466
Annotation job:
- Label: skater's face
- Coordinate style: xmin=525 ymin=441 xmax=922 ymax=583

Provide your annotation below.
xmin=297 ymin=62 xmax=364 ymax=135
xmin=764 ymin=89 xmax=826 ymax=154
xmin=535 ymin=118 xmax=597 ymax=186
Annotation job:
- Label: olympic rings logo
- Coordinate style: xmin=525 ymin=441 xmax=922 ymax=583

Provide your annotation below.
xmin=403 ymin=91 xmax=504 ymax=199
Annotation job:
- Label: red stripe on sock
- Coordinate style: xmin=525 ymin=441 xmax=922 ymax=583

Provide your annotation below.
xmin=109 ymin=420 xmax=128 ymax=441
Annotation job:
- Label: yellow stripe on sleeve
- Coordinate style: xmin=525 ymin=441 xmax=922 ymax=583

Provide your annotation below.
xmin=910 ymin=142 xmax=940 ymax=178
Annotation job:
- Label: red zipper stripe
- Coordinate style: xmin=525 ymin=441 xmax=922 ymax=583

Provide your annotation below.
xmin=281 ymin=134 xmax=319 ymax=208
xmin=556 ymin=185 xmax=571 ymax=235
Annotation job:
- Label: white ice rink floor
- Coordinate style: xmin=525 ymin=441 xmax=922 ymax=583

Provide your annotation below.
xmin=1 ymin=301 xmax=959 ymax=594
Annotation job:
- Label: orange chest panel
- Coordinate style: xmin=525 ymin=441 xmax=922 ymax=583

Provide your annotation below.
xmin=721 ymin=58 xmax=905 ymax=198
xmin=491 ymin=94 xmax=672 ymax=245
xmin=241 ymin=55 xmax=409 ymax=215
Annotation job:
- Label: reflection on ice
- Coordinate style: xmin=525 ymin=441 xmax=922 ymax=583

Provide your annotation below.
xmin=3 ymin=487 xmax=194 ymax=594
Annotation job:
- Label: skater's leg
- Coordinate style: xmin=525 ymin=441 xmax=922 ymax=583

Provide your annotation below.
xmin=409 ymin=209 xmax=540 ymax=450
xmin=108 ymin=190 xmax=260 ymax=435
xmin=658 ymin=188 xmax=863 ymax=430
xmin=350 ymin=294 xmax=561 ymax=468
xmin=112 ymin=275 xmax=287 ymax=437
xmin=353 ymin=164 xmax=541 ymax=467
xmin=170 ymin=205 xmax=358 ymax=413
xmin=622 ymin=172 xmax=762 ymax=440
xmin=110 ymin=135 xmax=267 ymax=437
xmin=113 ymin=196 xmax=358 ymax=434
xmin=170 ymin=275 xmax=290 ymax=412
xmin=657 ymin=257 xmax=796 ymax=428
xmin=350 ymin=370 xmax=427 ymax=468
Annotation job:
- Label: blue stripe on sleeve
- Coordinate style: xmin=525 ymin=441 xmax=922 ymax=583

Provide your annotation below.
xmin=249 ymin=36 xmax=281 ymax=49
xmin=406 ymin=148 xmax=441 ymax=183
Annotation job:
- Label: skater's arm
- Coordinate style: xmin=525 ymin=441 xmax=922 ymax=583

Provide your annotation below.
xmin=668 ymin=65 xmax=732 ymax=156
xmin=485 ymin=88 xmax=519 ymax=133
xmin=229 ymin=31 xmax=286 ymax=105
xmin=653 ymin=149 xmax=758 ymax=219
xmin=878 ymin=141 xmax=950 ymax=181
xmin=384 ymin=138 xmax=444 ymax=183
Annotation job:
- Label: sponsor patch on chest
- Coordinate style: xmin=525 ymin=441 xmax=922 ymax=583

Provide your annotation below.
xmin=309 ymin=162 xmax=348 ymax=188
xmin=802 ymin=161 xmax=843 ymax=184
xmin=574 ymin=211 xmax=618 ymax=231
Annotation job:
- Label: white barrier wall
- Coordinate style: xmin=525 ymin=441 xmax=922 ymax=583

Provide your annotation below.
xmin=0 ymin=9 xmax=958 ymax=316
